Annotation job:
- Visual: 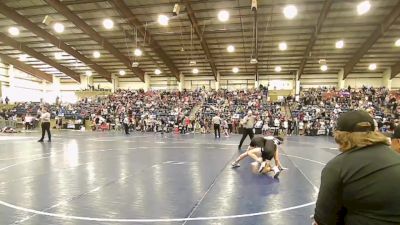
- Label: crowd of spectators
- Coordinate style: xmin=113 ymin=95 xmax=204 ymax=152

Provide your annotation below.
xmin=1 ymin=85 xmax=399 ymax=136
xmin=292 ymin=86 xmax=400 ymax=136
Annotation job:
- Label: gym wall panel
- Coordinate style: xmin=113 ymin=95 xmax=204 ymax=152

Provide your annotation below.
xmin=0 ymin=63 xmax=47 ymax=102
xmin=118 ymin=82 xmax=146 ymax=90
xmin=344 ymin=78 xmax=383 ymax=88
xmin=390 ymin=78 xmax=400 ymax=89
xmin=184 ymin=80 xmax=216 ymax=90
xmin=60 ymin=82 xmax=80 ymax=91
xmin=119 ymin=77 xmax=145 ymax=90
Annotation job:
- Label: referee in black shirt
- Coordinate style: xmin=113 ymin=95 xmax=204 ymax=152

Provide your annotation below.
xmin=238 ymin=111 xmax=256 ymax=150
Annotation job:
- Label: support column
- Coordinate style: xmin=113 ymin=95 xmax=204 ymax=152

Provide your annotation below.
xmin=295 ymin=71 xmax=300 ymax=96
xmin=80 ymin=75 xmax=93 ymax=90
xmin=7 ymin=64 xmax=14 ymax=89
xmin=338 ymin=69 xmax=345 ymax=89
xmin=41 ymin=80 xmax=47 ymax=103
xmin=52 ymin=77 xmax=61 ymax=104
xmin=383 ymin=68 xmax=392 ymax=90
xmin=112 ymin=74 xmax=119 ymax=93
xmin=178 ymin=72 xmax=185 ymax=91
xmin=144 ymin=73 xmax=151 ymax=91
xmin=215 ymin=71 xmax=220 ymax=90
xmin=254 ymin=77 xmax=259 ymax=89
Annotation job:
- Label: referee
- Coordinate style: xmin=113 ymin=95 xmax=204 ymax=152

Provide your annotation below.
xmin=212 ymin=113 xmax=222 ymax=138
xmin=38 ymin=107 xmax=51 ymax=142
xmin=238 ymin=111 xmax=256 ymax=150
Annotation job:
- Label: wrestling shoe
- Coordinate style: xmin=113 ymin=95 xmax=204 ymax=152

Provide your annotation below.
xmin=272 ymin=166 xmax=281 ymax=179
xmin=258 ymin=161 xmax=267 ymax=173
xmin=231 ymin=162 xmax=240 ymax=168
xmin=278 ymin=165 xmax=287 ymax=170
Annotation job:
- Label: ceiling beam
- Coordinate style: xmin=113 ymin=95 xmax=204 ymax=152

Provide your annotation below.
xmin=109 ymin=0 xmax=180 ymax=82
xmin=253 ymin=6 xmax=259 ymax=81
xmin=298 ymin=0 xmax=333 ymax=79
xmin=391 ymin=62 xmax=400 ymax=79
xmin=343 ymin=1 xmax=400 ymax=80
xmin=0 ymin=1 xmax=111 ymax=82
xmin=0 ymin=32 xmax=80 ymax=82
xmin=0 ymin=53 xmax=53 ymax=82
xmin=45 ymin=0 xmax=144 ymax=82
xmin=183 ymin=0 xmax=218 ymax=81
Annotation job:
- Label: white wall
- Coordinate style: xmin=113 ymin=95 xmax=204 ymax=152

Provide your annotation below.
xmin=391 ymin=78 xmax=400 ymax=89
xmin=0 ymin=63 xmax=50 ymax=103
xmin=300 ymin=74 xmax=338 ymax=88
xmin=119 ymin=77 xmax=146 ymax=90
xmin=344 ymin=73 xmax=383 ymax=88
xmin=184 ymin=76 xmax=215 ymax=90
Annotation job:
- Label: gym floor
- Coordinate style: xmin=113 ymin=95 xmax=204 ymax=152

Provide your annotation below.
xmin=0 ymin=131 xmax=338 ymax=225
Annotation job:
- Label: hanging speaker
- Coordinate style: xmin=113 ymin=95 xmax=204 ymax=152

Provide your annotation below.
xmin=251 ymin=0 xmax=258 ymax=11
xmin=132 ymin=62 xmax=140 ymax=67
xmin=173 ymin=4 xmax=180 ymax=16
xmin=42 ymin=15 xmax=53 ymax=26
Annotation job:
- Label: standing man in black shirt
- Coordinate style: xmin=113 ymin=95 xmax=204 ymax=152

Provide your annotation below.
xmin=390 ymin=125 xmax=400 ymax=154
xmin=38 ymin=107 xmax=51 ymax=142
xmin=212 ymin=113 xmax=221 ymax=138
xmin=314 ymin=110 xmax=400 ymax=225
xmin=238 ymin=111 xmax=256 ymax=150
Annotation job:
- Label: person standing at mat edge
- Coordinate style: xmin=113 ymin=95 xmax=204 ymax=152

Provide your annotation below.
xmin=123 ymin=115 xmax=130 ymax=135
xmin=38 ymin=107 xmax=51 ymax=142
xmin=389 ymin=125 xmax=400 ymax=153
xmin=212 ymin=113 xmax=221 ymax=138
xmin=238 ymin=111 xmax=256 ymax=150
xmin=313 ymin=110 xmax=400 ymax=225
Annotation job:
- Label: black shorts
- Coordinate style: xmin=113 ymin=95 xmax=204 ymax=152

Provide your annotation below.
xmin=261 ymin=139 xmax=277 ymax=161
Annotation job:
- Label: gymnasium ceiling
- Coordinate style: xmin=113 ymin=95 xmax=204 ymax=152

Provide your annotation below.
xmin=0 ymin=0 xmax=399 ymax=83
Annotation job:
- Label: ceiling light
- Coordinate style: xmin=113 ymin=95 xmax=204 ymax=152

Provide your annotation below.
xmin=279 ymin=42 xmax=287 ymax=51
xmin=54 ymin=52 xmax=63 ymax=60
xmin=8 ymin=27 xmax=20 ymax=36
xmin=275 ymin=66 xmax=282 ymax=72
xmin=395 ymin=39 xmax=400 ymax=47
xmin=283 ymin=5 xmax=298 ymax=19
xmin=118 ymin=70 xmax=126 ymax=76
xmin=218 ymin=10 xmax=230 ymax=22
xmin=19 ymin=54 xmax=28 ymax=61
xmin=103 ymin=18 xmax=114 ymax=29
xmin=232 ymin=67 xmax=239 ymax=73
xmin=134 ymin=48 xmax=142 ymax=57
xmin=368 ymin=63 xmax=377 ymax=71
xmin=93 ymin=51 xmax=101 ymax=58
xmin=320 ymin=65 xmax=328 ymax=72
xmin=192 ymin=68 xmax=199 ymax=74
xmin=357 ymin=1 xmax=371 ymax=15
xmin=335 ymin=40 xmax=344 ymax=49
xmin=158 ymin=15 xmax=169 ymax=26
xmin=227 ymin=45 xmax=235 ymax=53
xmin=53 ymin=22 xmax=65 ymax=33
xmin=85 ymin=71 xmax=92 ymax=76
xmin=155 ymin=69 xmax=162 ymax=75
